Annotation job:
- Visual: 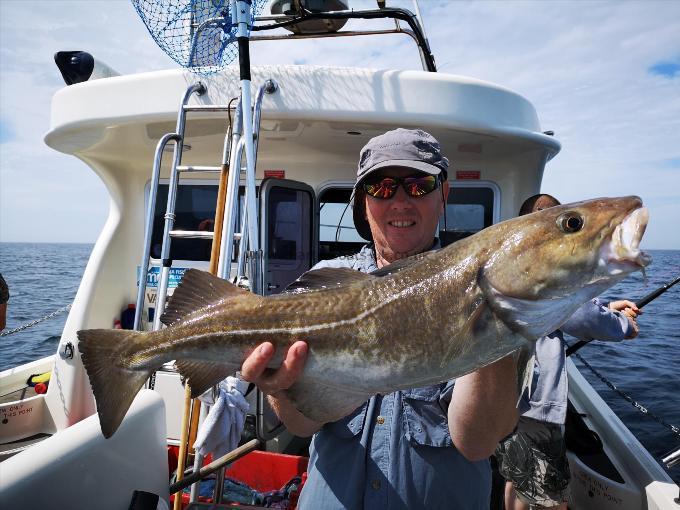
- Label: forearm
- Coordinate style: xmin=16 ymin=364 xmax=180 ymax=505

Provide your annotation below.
xmin=448 ymin=354 xmax=519 ymax=461
xmin=562 ymin=300 xmax=631 ymax=340
xmin=267 ymin=392 xmax=323 ymax=437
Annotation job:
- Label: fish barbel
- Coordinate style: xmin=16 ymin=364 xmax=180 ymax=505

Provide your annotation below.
xmin=78 ymin=196 xmax=650 ymax=438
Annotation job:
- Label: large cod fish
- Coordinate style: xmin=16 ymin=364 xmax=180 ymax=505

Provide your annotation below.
xmin=79 ymin=196 xmax=650 ymax=438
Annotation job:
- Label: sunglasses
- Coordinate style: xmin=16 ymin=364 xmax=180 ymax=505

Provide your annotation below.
xmin=362 ymin=174 xmax=440 ymax=199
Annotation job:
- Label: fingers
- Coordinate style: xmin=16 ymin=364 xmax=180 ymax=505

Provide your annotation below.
xmin=610 ymin=299 xmax=641 ymax=319
xmin=263 ymin=341 xmax=308 ymax=394
xmin=609 ymin=300 xmax=636 ymax=312
xmin=240 ymin=341 xmax=308 ymax=395
xmin=625 ymin=317 xmax=640 ymax=339
xmin=241 ymin=342 xmax=275 ymax=383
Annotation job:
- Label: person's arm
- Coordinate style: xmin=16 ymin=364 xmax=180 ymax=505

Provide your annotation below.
xmin=240 ymin=341 xmax=323 ymax=437
xmin=448 ymin=354 xmax=519 ymax=461
xmin=0 ymin=303 xmax=6 ymax=331
xmin=561 ymin=298 xmax=638 ymax=341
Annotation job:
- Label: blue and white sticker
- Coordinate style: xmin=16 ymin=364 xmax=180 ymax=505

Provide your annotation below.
xmin=137 ymin=266 xmax=187 ymax=289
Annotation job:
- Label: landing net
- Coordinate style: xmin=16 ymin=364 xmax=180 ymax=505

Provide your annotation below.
xmin=131 ymin=0 xmax=268 ymax=74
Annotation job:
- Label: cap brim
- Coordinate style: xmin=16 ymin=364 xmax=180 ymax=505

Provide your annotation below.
xmin=362 ymin=159 xmax=444 ymax=177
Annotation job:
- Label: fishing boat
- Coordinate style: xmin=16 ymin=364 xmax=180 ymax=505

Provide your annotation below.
xmin=0 ymin=1 xmax=677 ymax=508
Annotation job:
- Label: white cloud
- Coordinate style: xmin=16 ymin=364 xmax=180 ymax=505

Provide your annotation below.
xmin=1 ymin=0 xmax=678 ymax=248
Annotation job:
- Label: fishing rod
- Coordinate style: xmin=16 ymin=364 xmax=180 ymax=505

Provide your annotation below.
xmin=566 ymin=275 xmax=680 ymax=356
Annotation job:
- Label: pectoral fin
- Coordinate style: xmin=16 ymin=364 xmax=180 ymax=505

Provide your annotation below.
xmin=478 ymin=268 xmax=578 ymax=340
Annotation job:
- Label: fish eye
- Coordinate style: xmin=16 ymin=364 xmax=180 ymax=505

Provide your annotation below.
xmin=558 ymin=212 xmax=584 ymax=233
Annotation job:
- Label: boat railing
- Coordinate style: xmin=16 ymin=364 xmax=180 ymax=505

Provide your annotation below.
xmin=188 ymin=4 xmax=437 ymax=72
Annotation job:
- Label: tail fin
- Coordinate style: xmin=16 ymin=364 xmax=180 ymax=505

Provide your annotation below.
xmin=77 ymin=329 xmax=152 ymax=438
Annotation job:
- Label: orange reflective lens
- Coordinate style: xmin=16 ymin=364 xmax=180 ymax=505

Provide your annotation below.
xmin=362 ymin=174 xmax=439 ymax=199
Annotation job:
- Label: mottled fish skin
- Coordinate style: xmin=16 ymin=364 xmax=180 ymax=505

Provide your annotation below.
xmin=78 ymin=196 xmax=650 ymax=437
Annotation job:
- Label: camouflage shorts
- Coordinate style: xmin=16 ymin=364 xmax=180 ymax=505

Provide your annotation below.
xmin=495 ymin=416 xmax=570 ymax=508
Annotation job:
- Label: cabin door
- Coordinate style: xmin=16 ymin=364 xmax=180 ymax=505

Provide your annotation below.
xmin=259 ymin=178 xmax=317 ymax=296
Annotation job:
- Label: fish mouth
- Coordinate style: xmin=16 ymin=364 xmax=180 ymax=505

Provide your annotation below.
xmin=601 ymin=206 xmax=651 ymax=274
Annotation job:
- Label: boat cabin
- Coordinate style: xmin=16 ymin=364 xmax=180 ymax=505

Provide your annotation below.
xmin=1 ymin=1 xmax=675 ymax=509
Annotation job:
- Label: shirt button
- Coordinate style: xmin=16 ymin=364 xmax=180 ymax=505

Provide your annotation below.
xmin=371 ymin=480 xmax=381 ymax=490
xmin=376 ymin=415 xmax=385 ymax=425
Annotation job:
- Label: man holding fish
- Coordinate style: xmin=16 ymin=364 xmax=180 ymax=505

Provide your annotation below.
xmin=242 ymin=129 xmax=522 ymax=509
xmin=79 ymin=130 xmax=650 ymax=508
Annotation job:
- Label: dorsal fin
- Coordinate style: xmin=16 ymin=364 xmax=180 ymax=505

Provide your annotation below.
xmin=369 ymin=250 xmax=434 ymax=277
xmin=285 ymin=267 xmax=375 ymax=294
xmin=161 ymin=269 xmax=250 ymax=326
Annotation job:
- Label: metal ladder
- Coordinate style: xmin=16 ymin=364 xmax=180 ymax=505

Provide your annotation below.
xmin=131 ymin=79 xmax=280 ymax=505
xmin=132 ymin=78 xmax=278 ymax=332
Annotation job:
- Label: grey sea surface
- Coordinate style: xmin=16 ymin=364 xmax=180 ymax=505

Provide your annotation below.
xmin=0 ymin=242 xmax=678 ymax=482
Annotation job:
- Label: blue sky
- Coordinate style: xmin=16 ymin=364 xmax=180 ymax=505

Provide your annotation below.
xmin=0 ymin=0 xmax=679 ymax=248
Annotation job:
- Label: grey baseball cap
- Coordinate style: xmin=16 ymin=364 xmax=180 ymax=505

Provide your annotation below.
xmin=353 ymin=128 xmax=449 ymax=240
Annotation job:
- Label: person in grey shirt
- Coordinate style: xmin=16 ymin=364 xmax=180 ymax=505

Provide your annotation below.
xmin=495 ymin=194 xmax=640 ymax=510
xmin=241 ymin=129 xmax=521 ymax=509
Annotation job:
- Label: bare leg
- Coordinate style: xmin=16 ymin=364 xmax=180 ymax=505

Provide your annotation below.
xmin=514 ymin=498 xmax=530 ymax=510
xmin=504 ymin=482 xmax=516 ymax=510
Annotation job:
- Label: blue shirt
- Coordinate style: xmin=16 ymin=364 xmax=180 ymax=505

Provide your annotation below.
xmin=523 ymin=298 xmax=632 ymax=425
xmin=298 ymin=244 xmax=491 ymax=510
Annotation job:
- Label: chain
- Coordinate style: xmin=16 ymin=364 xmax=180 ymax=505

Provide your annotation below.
xmin=0 ymin=304 xmax=72 ymax=337
xmin=572 ymin=350 xmax=680 ymax=438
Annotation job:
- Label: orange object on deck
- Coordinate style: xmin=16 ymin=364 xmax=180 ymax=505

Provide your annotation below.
xmin=225 ymin=450 xmax=308 ymax=493
xmin=168 ymin=447 xmax=308 ymax=508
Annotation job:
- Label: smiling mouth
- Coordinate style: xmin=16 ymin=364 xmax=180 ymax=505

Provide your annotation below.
xmin=388 ymin=220 xmax=416 ymax=228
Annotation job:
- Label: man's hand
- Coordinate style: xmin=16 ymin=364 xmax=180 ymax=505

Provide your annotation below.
xmin=241 ymin=341 xmax=308 ymax=395
xmin=240 ymin=341 xmax=322 ymax=437
xmin=609 ymin=300 xmax=641 ymax=339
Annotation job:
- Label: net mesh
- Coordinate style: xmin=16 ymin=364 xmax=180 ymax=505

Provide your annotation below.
xmin=132 ymin=0 xmax=268 ymax=74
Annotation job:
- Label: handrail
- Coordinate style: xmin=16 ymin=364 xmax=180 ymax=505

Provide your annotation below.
xmin=218 ymin=79 xmax=278 ymax=286
xmin=187 ymin=7 xmax=436 ymax=73
xmin=251 ymin=7 xmax=436 ymax=72
xmin=153 ymin=83 xmax=206 ymax=331
xmin=133 ymin=132 xmax=181 ymax=331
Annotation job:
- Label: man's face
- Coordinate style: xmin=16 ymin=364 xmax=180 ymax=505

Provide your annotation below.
xmin=364 ymin=167 xmax=449 ymax=263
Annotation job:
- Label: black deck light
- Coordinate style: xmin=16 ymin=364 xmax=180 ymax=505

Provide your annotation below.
xmin=54 ymin=51 xmax=120 ymax=85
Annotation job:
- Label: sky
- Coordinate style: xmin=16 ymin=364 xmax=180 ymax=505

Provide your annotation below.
xmin=0 ymin=0 xmax=678 ymax=249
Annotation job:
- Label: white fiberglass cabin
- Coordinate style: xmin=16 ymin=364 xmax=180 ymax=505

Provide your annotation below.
xmin=0 ymin=2 xmax=676 ymax=509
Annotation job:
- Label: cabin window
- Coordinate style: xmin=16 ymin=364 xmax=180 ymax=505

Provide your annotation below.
xmin=439 ymin=183 xmax=498 ymax=245
xmin=318 ymin=187 xmax=365 ymax=261
xmin=151 ymin=183 xmax=248 ymax=262
xmin=261 ymin=179 xmax=316 ymax=295
xmin=266 ymin=187 xmax=310 ymax=261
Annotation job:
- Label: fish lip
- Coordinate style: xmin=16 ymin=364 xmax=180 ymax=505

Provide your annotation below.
xmin=601 ymin=206 xmax=651 ymax=274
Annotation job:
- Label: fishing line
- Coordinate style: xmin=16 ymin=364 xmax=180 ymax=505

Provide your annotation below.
xmin=571 ymin=350 xmax=680 ymax=439
xmin=335 ymin=189 xmax=356 ymax=243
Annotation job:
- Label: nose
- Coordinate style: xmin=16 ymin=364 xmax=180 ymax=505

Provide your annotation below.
xmin=390 ymin=186 xmax=413 ymax=207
